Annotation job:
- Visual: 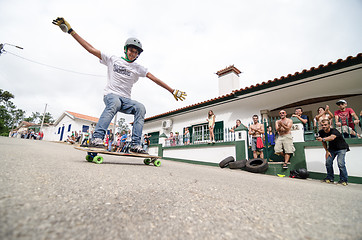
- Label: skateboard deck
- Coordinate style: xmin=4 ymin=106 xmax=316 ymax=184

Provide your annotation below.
xmin=74 ymin=146 xmax=162 ymax=166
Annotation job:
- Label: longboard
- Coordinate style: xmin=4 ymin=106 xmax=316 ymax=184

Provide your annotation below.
xmin=74 ymin=146 xmax=162 ymax=166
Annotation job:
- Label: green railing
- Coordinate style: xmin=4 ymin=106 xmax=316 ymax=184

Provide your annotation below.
xmin=161 ymin=115 xmax=362 ymax=158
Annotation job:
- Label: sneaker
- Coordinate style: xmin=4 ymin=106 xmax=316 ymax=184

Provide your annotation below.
xmin=337 ymin=181 xmax=348 ymax=186
xmin=130 ymin=145 xmax=147 ymax=154
xmin=322 ymin=178 xmax=334 ymax=184
xmin=82 ymin=138 xmax=105 ymax=148
xmin=282 ymin=163 xmax=288 ymax=169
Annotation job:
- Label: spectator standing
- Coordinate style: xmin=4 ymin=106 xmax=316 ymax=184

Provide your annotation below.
xmin=117 ymin=131 xmax=127 ymax=152
xmin=143 ymin=134 xmax=151 ymax=152
xmin=314 ymin=106 xmax=333 ymax=131
xmin=71 ymin=131 xmax=75 ymax=142
xmin=77 ymin=130 xmax=82 ymax=143
xmin=317 ymin=119 xmax=350 ymax=186
xmin=74 ymin=131 xmax=78 ymax=142
xmin=123 ymin=130 xmax=132 ymax=152
xmin=39 ymin=131 xmax=44 ymax=140
xmin=275 ymin=110 xmax=295 ymax=169
xmin=108 ymin=129 xmax=114 ymax=151
xmin=82 ymin=130 xmax=90 ymax=145
xmin=114 ymin=132 xmax=121 ymax=151
xmin=229 ymin=119 xmax=241 ymax=132
xmin=249 ymin=115 xmax=264 ymax=159
xmin=292 ymin=107 xmax=309 ymax=131
xmin=175 ymin=132 xmax=181 ymax=145
xmin=206 ymin=110 xmax=216 ymax=144
xmin=168 ymin=132 xmax=176 ymax=146
xmin=104 ymin=134 xmax=109 ymax=149
xmin=266 ymin=126 xmax=275 ymax=146
xmin=184 ymin=127 xmax=190 ymax=145
xmin=334 ymin=100 xmax=360 ymax=138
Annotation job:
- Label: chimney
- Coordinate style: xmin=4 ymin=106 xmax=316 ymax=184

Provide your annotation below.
xmin=216 ymin=65 xmax=241 ymax=96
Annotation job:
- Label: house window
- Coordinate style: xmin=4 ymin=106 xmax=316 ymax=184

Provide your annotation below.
xmin=58 ymin=127 xmax=61 ymax=134
xmin=68 ymin=124 xmax=71 ymax=132
xmin=82 ymin=125 xmax=89 ymax=132
xmin=147 ymin=131 xmax=160 ymax=145
xmin=191 ymin=121 xmax=224 ymax=143
xmin=193 ymin=123 xmax=209 ymax=143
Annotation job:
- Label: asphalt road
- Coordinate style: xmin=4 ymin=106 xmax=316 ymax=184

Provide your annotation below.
xmin=1 ymin=136 xmax=362 ymax=240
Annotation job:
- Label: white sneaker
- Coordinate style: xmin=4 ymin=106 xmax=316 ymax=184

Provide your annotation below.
xmin=87 ymin=138 xmax=105 ymax=148
xmin=130 ymin=145 xmax=147 ymax=154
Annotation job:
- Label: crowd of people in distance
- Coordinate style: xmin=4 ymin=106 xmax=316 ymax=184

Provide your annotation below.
xmin=163 ymin=99 xmax=360 ymax=186
xmin=66 ymin=130 xmax=84 ymax=144
xmin=163 ymin=100 xmax=361 ymax=151
xmin=80 ymin=129 xmax=151 ymax=153
xmin=9 ymin=129 xmax=44 ymax=140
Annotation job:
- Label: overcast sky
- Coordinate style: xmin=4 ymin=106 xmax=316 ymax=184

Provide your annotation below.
xmin=1 ymin=0 xmax=361 ymax=124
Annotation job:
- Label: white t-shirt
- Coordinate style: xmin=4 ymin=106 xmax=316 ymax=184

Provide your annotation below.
xmin=100 ymin=52 xmax=148 ymax=98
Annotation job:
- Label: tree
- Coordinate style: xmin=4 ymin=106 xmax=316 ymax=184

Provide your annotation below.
xmin=24 ymin=112 xmax=40 ymax=123
xmin=0 ymin=89 xmax=54 ymax=135
xmin=0 ymin=89 xmax=14 ymax=102
xmin=10 ymin=109 xmax=26 ymax=129
xmin=40 ymin=112 xmax=54 ymax=124
xmin=117 ymin=117 xmax=130 ymax=133
xmin=24 ymin=112 xmax=54 ymax=124
xmin=0 ymin=89 xmax=25 ymax=135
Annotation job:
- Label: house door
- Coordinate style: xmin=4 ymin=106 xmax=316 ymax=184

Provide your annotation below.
xmin=60 ymin=126 xmax=65 ymax=141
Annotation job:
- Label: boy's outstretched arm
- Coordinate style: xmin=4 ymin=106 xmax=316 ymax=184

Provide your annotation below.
xmin=52 ymin=17 xmax=101 ymax=60
xmin=146 ymin=72 xmax=187 ymax=101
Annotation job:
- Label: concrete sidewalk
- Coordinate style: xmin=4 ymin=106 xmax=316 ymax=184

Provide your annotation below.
xmin=1 ymin=137 xmax=361 ymax=240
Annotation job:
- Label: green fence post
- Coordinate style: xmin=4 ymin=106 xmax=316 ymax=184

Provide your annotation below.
xmin=263 ymin=119 xmax=269 ymax=161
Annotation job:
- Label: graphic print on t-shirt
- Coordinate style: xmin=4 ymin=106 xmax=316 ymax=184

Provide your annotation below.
xmin=113 ymin=64 xmax=131 ymax=76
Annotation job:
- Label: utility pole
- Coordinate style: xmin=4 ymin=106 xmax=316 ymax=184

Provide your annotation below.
xmin=40 ymin=103 xmax=47 ymax=133
xmin=113 ymin=112 xmax=117 ymax=134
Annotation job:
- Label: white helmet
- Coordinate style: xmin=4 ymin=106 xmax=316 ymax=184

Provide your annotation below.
xmin=123 ymin=37 xmax=143 ymax=62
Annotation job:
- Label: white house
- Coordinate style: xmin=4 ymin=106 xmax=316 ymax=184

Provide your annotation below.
xmin=142 ymin=53 xmax=362 ymax=183
xmin=44 ymin=111 xmax=111 ymax=142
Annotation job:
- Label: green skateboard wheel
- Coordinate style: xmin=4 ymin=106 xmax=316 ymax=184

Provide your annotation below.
xmin=153 ymin=159 xmax=161 ymax=167
xmin=144 ymin=158 xmax=151 ymax=165
xmin=85 ymin=155 xmax=93 ymax=162
xmin=93 ymin=156 xmax=104 ymax=164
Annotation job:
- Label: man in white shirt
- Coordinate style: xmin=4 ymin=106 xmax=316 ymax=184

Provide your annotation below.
xmin=53 ymin=17 xmax=186 ymax=153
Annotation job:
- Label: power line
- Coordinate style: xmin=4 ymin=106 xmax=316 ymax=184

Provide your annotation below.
xmin=4 ymin=50 xmax=106 ymax=78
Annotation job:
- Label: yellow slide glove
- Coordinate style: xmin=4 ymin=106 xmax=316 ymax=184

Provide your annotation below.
xmin=52 ymin=17 xmax=75 ymax=35
xmin=172 ymin=89 xmax=187 ymax=101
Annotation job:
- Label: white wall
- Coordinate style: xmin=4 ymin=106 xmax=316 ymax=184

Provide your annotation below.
xmin=163 ymin=145 xmax=236 ymax=164
xmin=143 ymin=99 xmax=260 ymax=138
xmin=44 ymin=115 xmax=96 ymax=142
xmin=143 ymin=65 xmax=362 ymax=138
xmin=218 ymin=72 xmax=240 ymax=96
xmin=305 ymin=145 xmax=362 ymax=177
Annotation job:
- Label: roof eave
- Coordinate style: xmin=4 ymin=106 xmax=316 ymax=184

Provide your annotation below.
xmin=144 ymin=53 xmax=362 ymax=123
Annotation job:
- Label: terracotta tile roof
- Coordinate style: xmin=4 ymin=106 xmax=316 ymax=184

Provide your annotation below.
xmin=66 ymin=111 xmax=100 ymax=123
xmin=65 ymin=111 xmax=114 ymax=126
xmin=21 ymin=121 xmax=36 ymax=126
xmin=14 ymin=121 xmax=35 ymax=130
xmin=145 ymin=53 xmax=362 ymax=122
xmin=216 ymin=65 xmax=242 ymax=76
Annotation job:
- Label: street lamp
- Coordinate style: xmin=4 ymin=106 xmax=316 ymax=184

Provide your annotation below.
xmin=0 ymin=43 xmax=23 ymax=55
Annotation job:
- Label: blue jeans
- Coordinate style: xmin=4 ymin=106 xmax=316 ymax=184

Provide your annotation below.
xmin=108 ymin=140 xmax=113 ymax=151
xmin=325 ymin=149 xmax=348 ymax=182
xmin=93 ymin=94 xmax=146 ymax=146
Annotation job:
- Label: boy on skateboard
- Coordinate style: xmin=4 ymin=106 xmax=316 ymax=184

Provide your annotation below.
xmin=53 ymin=17 xmax=186 ymax=154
